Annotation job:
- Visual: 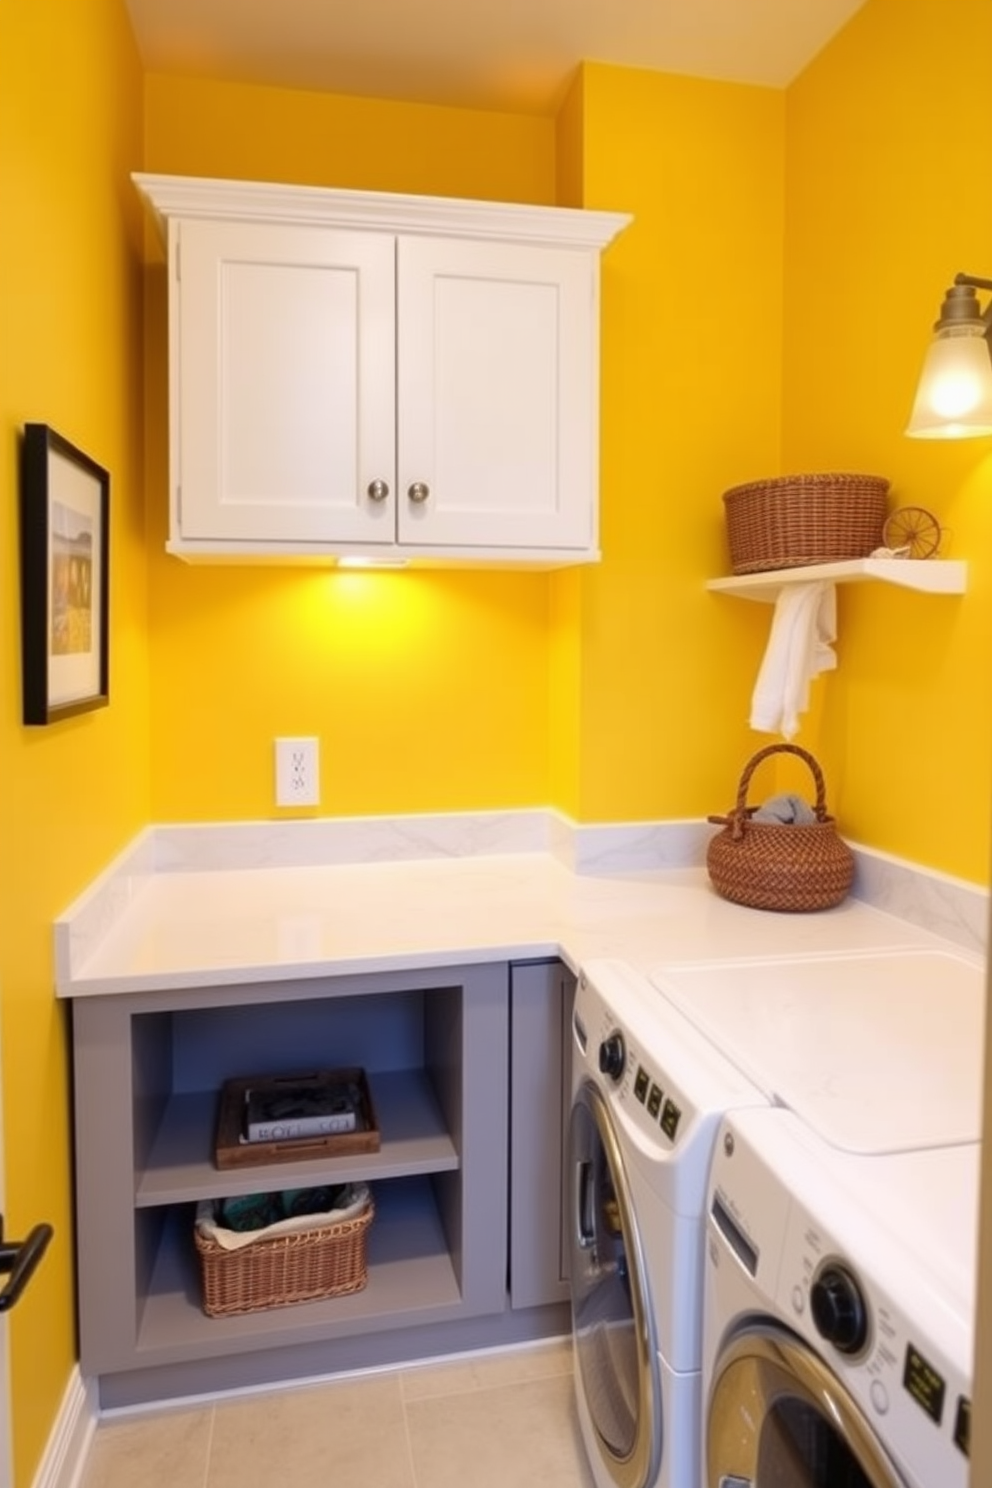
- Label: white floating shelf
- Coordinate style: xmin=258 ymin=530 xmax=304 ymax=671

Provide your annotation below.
xmin=707 ymin=557 xmax=967 ymax=603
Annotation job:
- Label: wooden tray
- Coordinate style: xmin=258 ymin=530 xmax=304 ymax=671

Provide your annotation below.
xmin=214 ymin=1067 xmax=380 ymax=1170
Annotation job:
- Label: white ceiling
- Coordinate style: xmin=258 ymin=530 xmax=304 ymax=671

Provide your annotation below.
xmin=124 ymin=0 xmax=869 ymax=116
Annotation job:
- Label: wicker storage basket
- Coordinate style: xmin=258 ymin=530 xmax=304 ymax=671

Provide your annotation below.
xmin=706 ymin=744 xmax=854 ymax=913
xmin=723 ymin=472 xmax=889 ymax=574
xmin=195 ymin=1194 xmax=374 ymax=1317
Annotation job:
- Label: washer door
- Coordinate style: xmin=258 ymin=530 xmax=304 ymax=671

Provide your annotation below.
xmin=569 ymin=1079 xmax=661 ymax=1488
xmin=706 ymin=1323 xmax=906 ymax=1488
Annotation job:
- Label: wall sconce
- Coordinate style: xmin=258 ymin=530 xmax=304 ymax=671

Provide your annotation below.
xmin=906 ymin=273 xmax=992 ymax=438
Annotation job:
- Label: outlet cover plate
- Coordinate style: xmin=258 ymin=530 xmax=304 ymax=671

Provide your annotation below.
xmin=275 ymin=737 xmax=320 ymax=807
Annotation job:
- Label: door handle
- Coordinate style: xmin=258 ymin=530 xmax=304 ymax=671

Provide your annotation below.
xmin=575 ymin=1161 xmax=596 ymax=1249
xmin=0 ymin=1216 xmax=53 ymax=1313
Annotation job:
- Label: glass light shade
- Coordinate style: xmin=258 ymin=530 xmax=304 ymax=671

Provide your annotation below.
xmin=906 ymin=324 xmax=992 ymax=438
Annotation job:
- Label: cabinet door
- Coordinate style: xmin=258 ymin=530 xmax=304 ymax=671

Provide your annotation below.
xmin=509 ymin=960 xmax=575 ymax=1310
xmin=397 ymin=237 xmax=598 ymax=554
xmin=173 ymin=220 xmax=396 ymax=545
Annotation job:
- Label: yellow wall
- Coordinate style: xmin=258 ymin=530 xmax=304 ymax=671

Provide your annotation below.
xmin=3 ymin=1 xmax=992 ymax=1481
xmin=561 ymin=63 xmax=786 ymax=821
xmin=143 ymin=78 xmax=558 ymax=820
xmin=144 ymin=74 xmax=557 ymax=203
xmin=783 ymin=0 xmax=992 ymax=882
xmin=0 ymin=1 xmax=148 ymax=1482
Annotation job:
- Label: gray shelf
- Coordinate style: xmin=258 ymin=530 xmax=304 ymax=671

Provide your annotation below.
xmin=135 ymin=1179 xmax=464 ymax=1364
xmin=137 ymin=1069 xmax=459 ymax=1206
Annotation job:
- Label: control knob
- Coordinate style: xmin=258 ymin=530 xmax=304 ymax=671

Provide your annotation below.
xmin=598 ymin=1031 xmax=626 ymax=1082
xmin=810 ymin=1264 xmax=868 ymax=1354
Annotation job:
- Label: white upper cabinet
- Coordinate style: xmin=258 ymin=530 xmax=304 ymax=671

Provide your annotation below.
xmin=134 ymin=175 xmax=631 ymax=567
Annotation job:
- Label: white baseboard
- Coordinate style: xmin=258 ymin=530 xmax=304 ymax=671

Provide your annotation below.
xmin=31 ymin=1370 xmax=97 ymax=1488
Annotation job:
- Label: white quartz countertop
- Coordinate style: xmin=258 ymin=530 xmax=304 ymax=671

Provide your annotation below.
xmin=55 ymin=819 xmax=974 ymax=997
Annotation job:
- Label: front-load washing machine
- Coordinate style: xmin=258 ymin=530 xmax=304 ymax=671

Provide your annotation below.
xmin=567 ymin=959 xmax=767 ymax=1488
xmin=702 ymin=1106 xmax=978 ymax=1487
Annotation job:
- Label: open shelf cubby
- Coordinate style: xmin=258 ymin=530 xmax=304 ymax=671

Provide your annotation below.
xmin=73 ymin=963 xmax=511 ymax=1392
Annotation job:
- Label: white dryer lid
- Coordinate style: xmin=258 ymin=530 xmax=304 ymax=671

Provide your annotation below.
xmin=650 ymin=949 xmax=984 ymax=1154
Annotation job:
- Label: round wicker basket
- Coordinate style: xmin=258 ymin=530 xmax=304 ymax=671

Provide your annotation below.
xmin=723 ymin=472 xmax=889 ymax=575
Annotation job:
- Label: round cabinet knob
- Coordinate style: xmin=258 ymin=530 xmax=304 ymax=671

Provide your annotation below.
xmin=810 ymin=1264 xmax=868 ymax=1354
xmin=598 ymin=1032 xmax=626 ymax=1082
xmin=407 ymin=481 xmax=430 ymax=504
xmin=366 ymin=479 xmax=390 ymax=503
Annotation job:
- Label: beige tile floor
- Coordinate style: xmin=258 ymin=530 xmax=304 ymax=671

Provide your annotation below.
xmin=79 ymin=1339 xmax=596 ymax=1488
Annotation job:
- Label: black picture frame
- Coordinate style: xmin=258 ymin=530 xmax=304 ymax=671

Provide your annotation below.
xmin=20 ymin=424 xmax=110 ymax=726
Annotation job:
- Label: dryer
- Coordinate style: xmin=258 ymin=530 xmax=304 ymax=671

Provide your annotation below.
xmin=702 ymin=1106 xmax=977 ymax=1487
xmin=567 ymin=959 xmax=766 ymax=1488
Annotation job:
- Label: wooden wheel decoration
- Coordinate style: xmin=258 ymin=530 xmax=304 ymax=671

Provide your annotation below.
xmin=881 ymin=505 xmax=942 ymax=559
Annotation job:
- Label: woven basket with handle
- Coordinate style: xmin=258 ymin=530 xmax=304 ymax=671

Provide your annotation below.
xmin=706 ymin=744 xmax=854 ymax=912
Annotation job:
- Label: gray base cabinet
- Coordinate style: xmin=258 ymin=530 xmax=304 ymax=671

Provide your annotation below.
xmin=509 ymin=960 xmax=575 ymax=1309
xmin=71 ymin=958 xmax=574 ymax=1406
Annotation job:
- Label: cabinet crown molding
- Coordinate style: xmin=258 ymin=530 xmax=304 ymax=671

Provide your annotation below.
xmin=133 ymin=172 xmax=632 ymax=252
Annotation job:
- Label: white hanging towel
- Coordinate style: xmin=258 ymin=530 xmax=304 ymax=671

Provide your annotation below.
xmin=749 ymin=581 xmax=837 ymax=740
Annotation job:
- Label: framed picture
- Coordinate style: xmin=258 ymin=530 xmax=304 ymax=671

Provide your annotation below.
xmin=20 ymin=424 xmax=110 ymax=725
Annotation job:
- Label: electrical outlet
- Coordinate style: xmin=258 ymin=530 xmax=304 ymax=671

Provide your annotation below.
xmin=275 ymin=737 xmax=320 ymax=807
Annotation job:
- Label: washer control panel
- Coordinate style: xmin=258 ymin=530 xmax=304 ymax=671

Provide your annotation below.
xmin=575 ymin=960 xmax=774 ymax=1180
xmin=780 ymin=1176 xmax=972 ymax=1474
xmin=631 ymin=1061 xmax=683 ymax=1143
xmin=596 ymin=1020 xmax=683 ymax=1148
xmin=575 ymin=987 xmax=683 ymax=1149
xmin=782 ymin=1212 xmax=970 ymax=1465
